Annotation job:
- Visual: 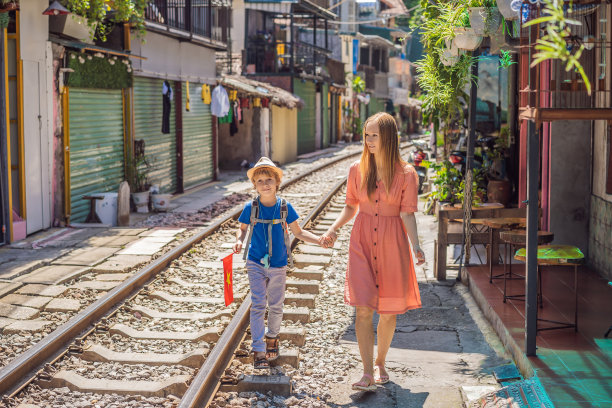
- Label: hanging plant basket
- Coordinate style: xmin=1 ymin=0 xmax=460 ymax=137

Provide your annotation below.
xmin=497 ymin=0 xmax=519 ymax=20
xmin=468 ymin=7 xmax=502 ymax=36
xmin=445 ymin=38 xmax=461 ymax=57
xmin=453 ymin=27 xmax=483 ymax=51
xmin=0 ymin=1 xmax=18 ymax=13
xmin=440 ymin=49 xmax=459 ymax=66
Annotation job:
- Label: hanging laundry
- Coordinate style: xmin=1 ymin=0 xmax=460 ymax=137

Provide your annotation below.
xmin=261 ymin=98 xmax=269 ymax=108
xmin=230 ymin=101 xmax=238 ymax=136
xmin=240 ymin=97 xmax=250 ymax=109
xmin=185 ymin=81 xmax=191 ymax=111
xmin=201 ymin=84 xmax=212 ymax=104
xmin=228 ymin=89 xmax=238 ymax=101
xmin=211 ymin=84 xmax=230 ymax=117
xmin=253 ymin=97 xmax=261 ymax=108
xmin=162 ymin=80 xmax=173 ymax=134
xmin=218 ymin=103 xmax=233 ymax=124
xmin=236 ymin=100 xmax=242 ymax=123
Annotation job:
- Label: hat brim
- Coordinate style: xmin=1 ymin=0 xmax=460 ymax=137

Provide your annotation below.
xmin=247 ymin=164 xmax=283 ymax=181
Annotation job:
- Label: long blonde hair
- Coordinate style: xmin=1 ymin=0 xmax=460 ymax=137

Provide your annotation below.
xmin=359 ymin=112 xmax=405 ymax=198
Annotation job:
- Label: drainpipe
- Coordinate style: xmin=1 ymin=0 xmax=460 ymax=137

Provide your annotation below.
xmin=0 ymin=23 xmax=9 ymax=245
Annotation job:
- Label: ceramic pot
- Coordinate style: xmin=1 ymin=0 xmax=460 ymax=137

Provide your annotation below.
xmin=131 ymin=191 xmax=150 ymax=213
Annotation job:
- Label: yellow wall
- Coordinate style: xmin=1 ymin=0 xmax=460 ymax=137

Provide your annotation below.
xmin=271 ymin=105 xmax=297 ymax=165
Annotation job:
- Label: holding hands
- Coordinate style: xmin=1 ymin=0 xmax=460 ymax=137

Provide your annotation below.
xmin=319 ymin=229 xmax=337 ymax=249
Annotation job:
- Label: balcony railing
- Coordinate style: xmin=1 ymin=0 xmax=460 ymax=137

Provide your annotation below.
xmin=145 ymin=0 xmax=229 ymax=43
xmin=245 ymin=39 xmax=330 ymax=75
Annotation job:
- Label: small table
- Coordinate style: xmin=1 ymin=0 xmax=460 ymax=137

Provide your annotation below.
xmin=515 ymin=245 xmax=584 ymax=332
xmin=82 ymin=195 xmax=104 ymax=223
xmin=481 ymin=217 xmax=527 ymax=283
xmin=499 ymin=230 xmax=554 ymax=303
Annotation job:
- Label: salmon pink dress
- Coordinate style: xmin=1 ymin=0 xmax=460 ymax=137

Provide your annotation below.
xmin=344 ymin=161 xmax=422 ymax=314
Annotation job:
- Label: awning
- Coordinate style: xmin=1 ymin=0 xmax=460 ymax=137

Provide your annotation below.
xmin=245 ymin=0 xmax=337 ymax=20
xmin=356 ymin=33 xmax=395 ymax=49
xmin=50 ymin=36 xmax=147 ymax=60
xmin=219 ymin=75 xmax=304 ymax=109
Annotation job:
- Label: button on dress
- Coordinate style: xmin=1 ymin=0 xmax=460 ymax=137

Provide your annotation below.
xmin=344 ymin=161 xmax=422 ymax=314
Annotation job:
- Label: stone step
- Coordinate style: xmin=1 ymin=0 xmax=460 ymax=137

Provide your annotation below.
xmin=288 ymin=269 xmax=323 ymax=281
xmin=237 ymin=348 xmax=299 ymax=368
xmin=128 ymin=305 xmax=233 ymax=321
xmin=3 ymin=319 xmax=53 ymax=333
xmin=1 ymin=294 xmax=53 ymax=309
xmin=282 ymin=307 xmax=310 ymax=323
xmin=40 ymin=370 xmax=190 ymax=397
xmin=219 ymin=375 xmax=291 ymax=396
xmin=279 ymin=327 xmax=306 ymax=347
xmin=284 ymin=293 xmax=315 ymax=308
xmin=81 ymin=344 xmax=208 ymax=368
xmin=292 ymin=254 xmax=331 ymax=268
xmin=0 ymin=302 xmax=40 ymax=320
xmin=109 ymin=323 xmax=222 ymax=342
xmin=286 ymin=279 xmax=320 ymax=294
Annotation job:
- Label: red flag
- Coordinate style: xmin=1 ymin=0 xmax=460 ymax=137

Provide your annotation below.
xmin=222 ymin=253 xmax=234 ymax=306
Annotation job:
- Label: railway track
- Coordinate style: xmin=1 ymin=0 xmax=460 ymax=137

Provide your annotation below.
xmin=1 ymin=145 xmax=413 ymax=407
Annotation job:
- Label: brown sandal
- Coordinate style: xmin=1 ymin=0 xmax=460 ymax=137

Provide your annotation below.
xmin=265 ymin=336 xmax=279 ymax=361
xmin=253 ymin=352 xmax=269 ymax=370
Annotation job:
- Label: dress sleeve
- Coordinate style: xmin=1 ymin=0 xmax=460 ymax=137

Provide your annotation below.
xmin=345 ymin=163 xmax=360 ymax=207
xmin=400 ymin=165 xmax=419 ymax=213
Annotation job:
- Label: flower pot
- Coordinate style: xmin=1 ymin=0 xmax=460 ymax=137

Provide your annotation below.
xmin=497 ymin=0 xmax=519 ymax=20
xmin=468 ymin=7 xmax=502 ymax=36
xmin=151 ymin=193 xmax=172 ymax=212
xmin=131 ymin=191 xmax=150 ymax=213
xmin=49 ymin=14 xmax=96 ymax=44
xmin=453 ymin=27 xmax=483 ymax=51
xmin=487 ymin=179 xmax=512 ymax=206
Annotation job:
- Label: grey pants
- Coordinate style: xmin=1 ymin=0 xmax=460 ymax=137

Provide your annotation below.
xmin=247 ymin=259 xmax=287 ymax=352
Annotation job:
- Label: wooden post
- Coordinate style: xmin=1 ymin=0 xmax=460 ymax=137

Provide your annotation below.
xmin=435 ymin=205 xmax=448 ymax=280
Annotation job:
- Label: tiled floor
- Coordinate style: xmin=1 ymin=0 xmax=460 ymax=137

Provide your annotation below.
xmin=467 ymin=263 xmax=612 ymax=407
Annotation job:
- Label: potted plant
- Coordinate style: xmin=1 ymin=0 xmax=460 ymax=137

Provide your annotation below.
xmin=0 ymin=0 xmax=18 ymax=12
xmin=467 ymin=0 xmax=502 ymax=36
xmin=129 ymin=152 xmax=150 ymax=214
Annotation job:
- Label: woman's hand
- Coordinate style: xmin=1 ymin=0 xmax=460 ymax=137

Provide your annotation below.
xmin=413 ymin=245 xmax=425 ymax=265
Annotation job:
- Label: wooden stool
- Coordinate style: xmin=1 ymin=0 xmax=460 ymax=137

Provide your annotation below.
xmin=499 ymin=230 xmax=554 ymax=303
xmin=515 ymin=245 xmax=584 ymax=332
xmin=82 ymin=195 xmax=104 ymax=223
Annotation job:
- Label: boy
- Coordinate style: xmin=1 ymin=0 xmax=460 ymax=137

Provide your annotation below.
xmin=233 ymin=157 xmax=323 ymax=369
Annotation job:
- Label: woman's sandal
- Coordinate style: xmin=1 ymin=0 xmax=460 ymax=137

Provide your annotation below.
xmin=265 ymin=336 xmax=279 ymax=361
xmin=253 ymin=352 xmax=269 ymax=370
xmin=351 ymin=373 xmax=377 ymax=392
xmin=374 ymin=365 xmax=389 ymax=384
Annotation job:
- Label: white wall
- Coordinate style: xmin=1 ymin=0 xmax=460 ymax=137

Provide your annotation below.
xmin=131 ymin=31 xmax=216 ymax=82
xmin=231 ymin=0 xmax=245 ymax=53
xmin=21 ymin=0 xmax=53 ymax=234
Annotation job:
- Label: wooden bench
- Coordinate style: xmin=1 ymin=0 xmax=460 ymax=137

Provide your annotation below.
xmin=434 ymin=206 xmax=526 ymax=280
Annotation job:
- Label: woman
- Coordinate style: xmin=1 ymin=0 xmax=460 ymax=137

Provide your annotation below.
xmin=322 ymin=112 xmax=425 ymax=391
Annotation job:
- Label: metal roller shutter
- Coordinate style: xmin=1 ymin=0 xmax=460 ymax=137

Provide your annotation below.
xmin=133 ymin=77 xmax=177 ymax=193
xmin=68 ymin=88 xmax=125 ymax=223
xmin=293 ymin=79 xmax=316 ymax=155
xmin=182 ymin=82 xmax=214 ymax=189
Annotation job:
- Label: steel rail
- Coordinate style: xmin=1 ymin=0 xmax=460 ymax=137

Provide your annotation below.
xmin=178 ymin=176 xmax=349 ymax=408
xmin=0 ymin=148 xmax=364 ymax=397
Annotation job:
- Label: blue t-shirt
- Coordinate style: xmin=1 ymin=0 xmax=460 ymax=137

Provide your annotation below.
xmin=238 ymin=198 xmax=299 ymax=267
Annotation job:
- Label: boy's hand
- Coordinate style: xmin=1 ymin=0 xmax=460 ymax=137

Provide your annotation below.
xmin=233 ymin=241 xmax=243 ymax=254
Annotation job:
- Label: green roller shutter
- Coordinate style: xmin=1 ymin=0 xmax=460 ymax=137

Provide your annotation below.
xmin=369 ymin=97 xmax=386 ymax=116
xmin=68 ymin=88 xmax=125 ymax=223
xmin=182 ymin=82 xmax=214 ymax=189
xmin=293 ymin=79 xmax=316 ymax=155
xmin=322 ymin=83 xmax=330 ymax=148
xmin=133 ymin=77 xmax=177 ymax=193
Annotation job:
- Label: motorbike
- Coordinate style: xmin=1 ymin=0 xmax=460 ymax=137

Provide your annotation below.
xmin=410 ymin=147 xmax=429 ymax=194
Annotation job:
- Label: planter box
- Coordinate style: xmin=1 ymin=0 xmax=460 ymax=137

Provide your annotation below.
xmin=49 ymin=14 xmax=95 ymax=44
